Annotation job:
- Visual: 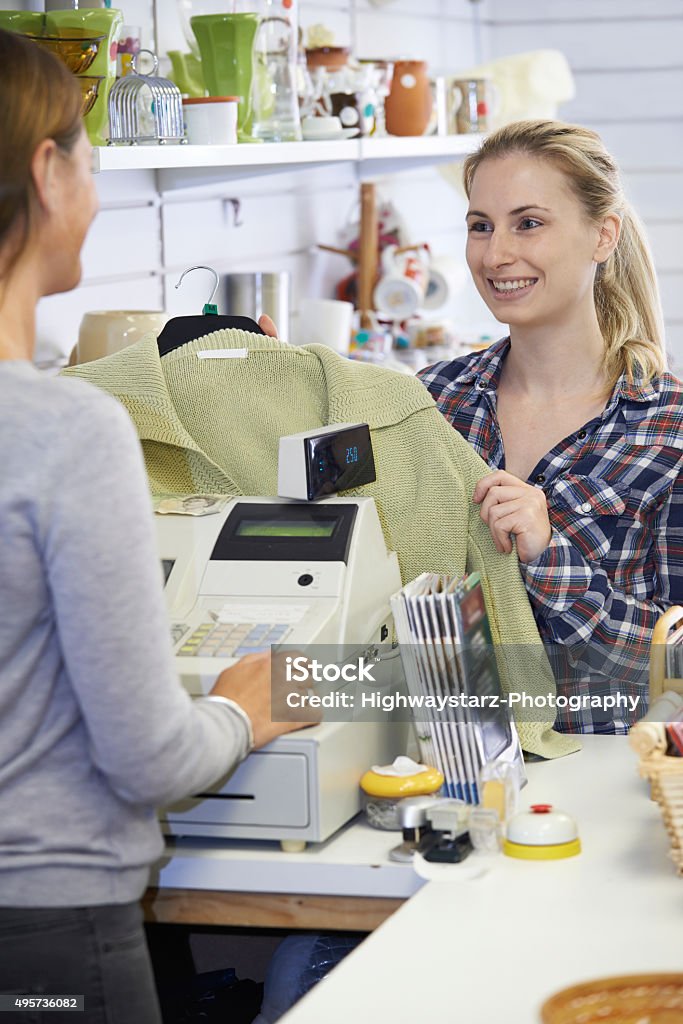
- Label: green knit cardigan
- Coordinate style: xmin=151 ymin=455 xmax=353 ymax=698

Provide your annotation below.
xmin=63 ymin=329 xmax=580 ymax=759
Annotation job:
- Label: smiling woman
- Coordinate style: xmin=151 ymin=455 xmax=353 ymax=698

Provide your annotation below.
xmin=419 ymin=119 xmax=683 ymax=735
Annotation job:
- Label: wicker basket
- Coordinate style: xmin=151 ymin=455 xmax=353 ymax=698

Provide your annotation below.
xmin=541 ymin=974 xmax=683 ymax=1023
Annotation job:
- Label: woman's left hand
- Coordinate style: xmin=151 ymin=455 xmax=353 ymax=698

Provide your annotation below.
xmin=258 ymin=314 xmax=278 ymax=338
xmin=473 ymin=470 xmax=552 ymax=563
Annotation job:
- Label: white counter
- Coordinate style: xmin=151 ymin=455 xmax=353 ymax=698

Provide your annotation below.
xmin=152 ymin=810 xmax=423 ymax=900
xmin=279 ymin=736 xmax=683 ymax=1022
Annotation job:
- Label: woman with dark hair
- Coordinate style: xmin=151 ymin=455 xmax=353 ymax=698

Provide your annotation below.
xmin=419 ymin=120 xmax=682 ymax=734
xmin=0 ymin=30 xmax=311 ymax=1023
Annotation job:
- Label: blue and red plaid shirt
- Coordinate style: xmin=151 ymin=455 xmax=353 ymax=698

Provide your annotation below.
xmin=419 ymin=338 xmax=683 ymax=734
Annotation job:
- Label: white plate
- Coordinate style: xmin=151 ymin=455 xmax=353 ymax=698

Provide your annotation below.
xmin=301 ymin=127 xmax=360 ymax=141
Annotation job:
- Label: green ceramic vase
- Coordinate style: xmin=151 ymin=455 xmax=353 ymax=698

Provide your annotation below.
xmin=167 ymin=50 xmax=205 ymax=98
xmin=0 ymin=10 xmax=44 ymax=35
xmin=190 ymin=13 xmax=260 ymax=141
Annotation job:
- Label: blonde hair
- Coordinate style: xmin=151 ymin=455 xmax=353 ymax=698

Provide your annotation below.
xmin=463 ymin=120 xmax=666 ymax=384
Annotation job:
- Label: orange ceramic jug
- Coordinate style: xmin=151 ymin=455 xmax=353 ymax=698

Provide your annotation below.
xmin=384 ymin=59 xmax=432 ymax=136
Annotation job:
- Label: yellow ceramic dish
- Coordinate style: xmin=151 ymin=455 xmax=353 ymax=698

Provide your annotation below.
xmin=360 ymin=765 xmax=444 ymax=798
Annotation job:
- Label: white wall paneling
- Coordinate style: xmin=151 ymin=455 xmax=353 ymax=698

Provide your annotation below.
xmin=666 ymin=325 xmax=683 ymax=363
xmin=647 ymin=224 xmax=683 ymax=274
xmin=585 ymin=122 xmax=683 ymax=174
xmin=482 ymin=20 xmax=683 ymax=71
xmin=160 ymin=171 xmax=358 ymax=269
xmin=94 ymin=168 xmax=159 ymax=205
xmin=488 ymin=1 xmax=683 ymax=22
xmin=561 ymin=70 xmax=683 ymax=126
xmin=80 ymin=206 xmax=161 ymax=282
xmin=659 ymin=274 xmax=683 ymax=322
xmin=622 ymin=172 xmax=683 ymax=221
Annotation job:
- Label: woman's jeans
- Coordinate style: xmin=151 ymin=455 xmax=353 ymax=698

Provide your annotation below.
xmin=0 ymin=902 xmax=162 ymax=1024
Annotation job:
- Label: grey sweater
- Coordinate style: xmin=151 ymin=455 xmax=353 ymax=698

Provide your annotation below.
xmin=0 ymin=362 xmax=250 ymax=907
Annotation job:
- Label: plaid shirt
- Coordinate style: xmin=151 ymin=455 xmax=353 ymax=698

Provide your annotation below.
xmin=419 ymin=338 xmax=683 ymax=734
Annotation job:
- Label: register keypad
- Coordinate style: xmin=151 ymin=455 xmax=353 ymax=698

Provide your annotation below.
xmin=170 ymin=623 xmax=189 ymax=646
xmin=177 ymin=622 xmax=290 ymax=658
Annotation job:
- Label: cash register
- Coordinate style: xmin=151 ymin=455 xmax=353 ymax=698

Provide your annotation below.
xmin=157 ymin=424 xmax=407 ymax=848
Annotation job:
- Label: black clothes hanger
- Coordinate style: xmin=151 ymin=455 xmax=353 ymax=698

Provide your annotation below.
xmin=157 ymin=265 xmax=265 ymax=357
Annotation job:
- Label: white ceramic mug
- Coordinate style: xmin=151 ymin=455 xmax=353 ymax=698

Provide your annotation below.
xmin=373 ymin=244 xmax=429 ymax=319
xmin=296 ymin=298 xmax=354 ymax=355
xmin=73 ymin=310 xmax=170 ymax=365
xmin=449 ymin=77 xmax=499 ymax=134
xmin=182 ymin=96 xmax=239 ymax=145
xmin=423 ymin=255 xmax=467 ymax=311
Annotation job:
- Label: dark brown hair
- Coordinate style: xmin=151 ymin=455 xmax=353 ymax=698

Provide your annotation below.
xmin=463 ymin=120 xmax=666 ymax=384
xmin=0 ymin=28 xmax=83 ymax=275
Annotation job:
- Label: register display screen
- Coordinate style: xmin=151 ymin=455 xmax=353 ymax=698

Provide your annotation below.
xmin=210 ymin=502 xmax=358 ymax=563
xmin=236 ymin=519 xmax=337 ymax=539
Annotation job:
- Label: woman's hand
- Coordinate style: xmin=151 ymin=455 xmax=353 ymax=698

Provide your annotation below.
xmin=473 ymin=470 xmax=552 ymax=563
xmin=258 ymin=314 xmax=278 ymax=338
xmin=210 ymin=650 xmax=320 ymax=749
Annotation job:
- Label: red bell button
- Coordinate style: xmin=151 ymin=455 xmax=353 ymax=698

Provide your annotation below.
xmin=530 ymin=804 xmax=553 ymax=814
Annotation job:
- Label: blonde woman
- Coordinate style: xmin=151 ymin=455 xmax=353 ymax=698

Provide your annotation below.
xmin=420 ymin=120 xmax=682 ymax=735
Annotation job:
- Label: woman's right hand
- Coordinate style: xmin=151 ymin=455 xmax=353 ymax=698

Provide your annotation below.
xmin=210 ymin=651 xmax=320 ymax=749
xmin=473 ymin=469 xmax=552 ymax=563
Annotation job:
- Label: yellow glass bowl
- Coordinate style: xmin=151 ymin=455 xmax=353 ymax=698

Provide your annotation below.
xmin=77 ymin=76 xmax=105 ymax=117
xmin=23 ymin=33 xmax=106 ymax=75
xmin=540 ymin=974 xmax=683 ymax=1024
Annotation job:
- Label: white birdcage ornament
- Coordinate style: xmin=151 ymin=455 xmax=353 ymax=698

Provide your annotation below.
xmin=108 ymin=50 xmax=186 ymax=145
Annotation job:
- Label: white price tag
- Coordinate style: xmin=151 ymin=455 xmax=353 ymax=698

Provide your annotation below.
xmin=197 ymin=349 xmax=249 ymax=360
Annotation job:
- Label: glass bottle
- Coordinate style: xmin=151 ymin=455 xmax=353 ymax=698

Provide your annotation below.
xmin=251 ymin=0 xmax=302 ymax=142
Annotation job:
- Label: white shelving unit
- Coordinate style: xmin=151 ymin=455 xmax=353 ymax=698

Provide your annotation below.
xmin=93 ymin=139 xmax=358 ymax=173
xmin=93 ymin=134 xmax=483 ymax=189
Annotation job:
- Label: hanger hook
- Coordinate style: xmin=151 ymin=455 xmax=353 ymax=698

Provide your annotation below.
xmin=175 ymin=265 xmax=220 ymax=310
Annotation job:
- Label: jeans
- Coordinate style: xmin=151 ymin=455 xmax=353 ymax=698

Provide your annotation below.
xmin=0 ymin=902 xmax=162 ymax=1024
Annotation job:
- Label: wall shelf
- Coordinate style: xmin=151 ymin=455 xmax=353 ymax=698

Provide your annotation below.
xmin=93 ymin=139 xmax=358 ymax=173
xmin=93 ymin=134 xmax=483 ymax=189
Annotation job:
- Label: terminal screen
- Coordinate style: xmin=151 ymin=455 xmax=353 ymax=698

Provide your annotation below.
xmin=305 ymin=424 xmax=376 ymax=500
xmin=236 ymin=519 xmax=336 ymax=539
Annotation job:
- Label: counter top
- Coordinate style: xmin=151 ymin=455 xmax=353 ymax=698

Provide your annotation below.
xmin=279 ymin=736 xmax=683 ymax=1022
xmin=152 ymin=812 xmax=423 ymax=900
